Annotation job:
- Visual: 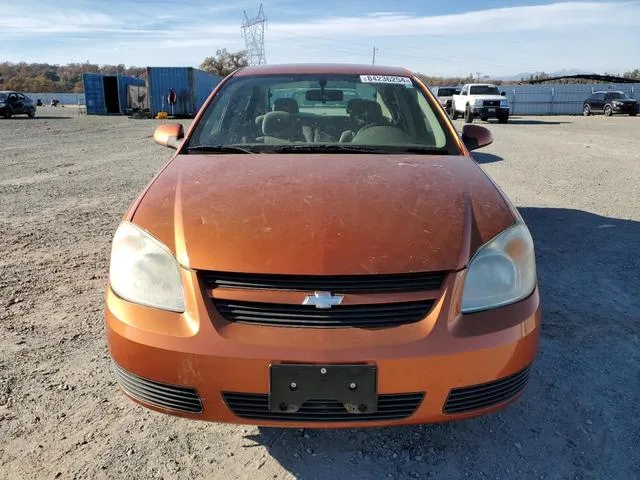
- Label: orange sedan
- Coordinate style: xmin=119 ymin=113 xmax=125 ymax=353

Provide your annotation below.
xmin=105 ymin=64 xmax=540 ymax=428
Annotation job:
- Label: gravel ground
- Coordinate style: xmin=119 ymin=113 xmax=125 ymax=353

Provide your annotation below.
xmin=1 ymin=109 xmax=639 ymax=479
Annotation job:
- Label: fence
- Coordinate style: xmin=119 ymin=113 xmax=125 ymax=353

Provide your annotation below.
xmin=430 ymin=83 xmax=640 ymax=115
xmin=499 ymin=84 xmax=639 ymax=115
xmin=24 ymin=93 xmax=85 ymax=105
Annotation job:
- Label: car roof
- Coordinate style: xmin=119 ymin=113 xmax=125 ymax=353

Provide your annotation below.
xmin=593 ymin=90 xmax=624 ymax=94
xmin=0 ymin=90 xmax=18 ymax=94
xmin=234 ymin=63 xmax=414 ymax=77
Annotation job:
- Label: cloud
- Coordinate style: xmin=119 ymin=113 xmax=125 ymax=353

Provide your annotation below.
xmin=267 ymin=2 xmax=640 ymax=38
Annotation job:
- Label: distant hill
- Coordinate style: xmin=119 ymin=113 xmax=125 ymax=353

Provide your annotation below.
xmin=498 ymin=69 xmax=595 ymax=81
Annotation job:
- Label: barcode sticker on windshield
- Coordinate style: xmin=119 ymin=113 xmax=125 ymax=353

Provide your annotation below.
xmin=360 ymin=75 xmax=413 ymax=85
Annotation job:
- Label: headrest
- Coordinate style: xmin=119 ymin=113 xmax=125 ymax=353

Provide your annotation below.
xmin=273 ymin=98 xmax=299 ymax=113
xmin=262 ymin=111 xmax=293 ymax=136
xmin=346 ymin=99 xmax=383 ymax=122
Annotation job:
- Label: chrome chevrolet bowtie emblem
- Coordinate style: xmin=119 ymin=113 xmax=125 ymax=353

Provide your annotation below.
xmin=302 ymin=291 xmax=344 ymax=309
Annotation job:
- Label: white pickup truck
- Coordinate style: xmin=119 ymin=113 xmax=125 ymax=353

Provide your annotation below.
xmin=451 ymin=84 xmax=509 ymax=124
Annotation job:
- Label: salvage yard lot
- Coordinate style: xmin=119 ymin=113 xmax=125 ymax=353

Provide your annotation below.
xmin=1 ymin=110 xmax=639 ymax=479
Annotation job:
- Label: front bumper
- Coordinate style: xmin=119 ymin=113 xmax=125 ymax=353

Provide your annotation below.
xmin=470 ymin=106 xmax=509 ymax=118
xmin=105 ymin=270 xmax=540 ymax=428
xmin=612 ymin=104 xmax=639 ymax=114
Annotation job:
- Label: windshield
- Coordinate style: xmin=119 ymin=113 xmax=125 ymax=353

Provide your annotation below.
xmin=605 ymin=92 xmax=628 ymax=100
xmin=469 ymin=85 xmax=500 ymax=96
xmin=0 ymin=93 xmax=7 ymax=102
xmin=189 ymin=73 xmax=457 ymax=154
xmin=437 ymin=88 xmax=459 ymax=97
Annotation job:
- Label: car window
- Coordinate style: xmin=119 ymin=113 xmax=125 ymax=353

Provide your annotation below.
xmin=190 ymin=73 xmax=458 ymax=154
xmin=0 ymin=93 xmax=6 ymax=102
xmin=594 ymin=93 xmax=605 ymax=101
xmin=469 ymin=85 xmax=500 ymax=95
xmin=460 ymin=86 xmax=468 ymax=95
xmin=605 ymin=92 xmax=627 ymax=100
xmin=17 ymin=94 xmax=25 ymax=100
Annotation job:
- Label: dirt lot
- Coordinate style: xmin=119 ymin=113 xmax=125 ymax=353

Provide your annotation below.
xmin=1 ymin=109 xmax=639 ymax=479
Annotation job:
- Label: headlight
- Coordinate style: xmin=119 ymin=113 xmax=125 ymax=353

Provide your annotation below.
xmin=612 ymin=101 xmax=622 ymax=106
xmin=109 ymin=221 xmax=185 ymax=312
xmin=500 ymin=99 xmax=509 ymax=107
xmin=461 ymin=224 xmax=536 ymax=313
xmin=474 ymin=99 xmax=483 ymax=106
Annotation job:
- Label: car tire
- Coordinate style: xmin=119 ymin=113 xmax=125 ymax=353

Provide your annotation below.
xmin=27 ymin=108 xmax=36 ymax=118
xmin=480 ymin=116 xmax=488 ymax=122
xmin=583 ymin=104 xmax=591 ymax=116
xmin=3 ymin=107 xmax=12 ymax=119
xmin=498 ymin=114 xmax=509 ymax=124
xmin=604 ymin=105 xmax=613 ymax=117
xmin=464 ymin=106 xmax=473 ymax=124
xmin=630 ymin=113 xmax=637 ymax=117
xmin=450 ymin=104 xmax=458 ymax=120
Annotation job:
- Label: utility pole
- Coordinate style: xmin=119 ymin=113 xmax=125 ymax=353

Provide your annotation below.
xmin=372 ymin=47 xmax=379 ymax=65
xmin=476 ymin=72 xmax=481 ymax=82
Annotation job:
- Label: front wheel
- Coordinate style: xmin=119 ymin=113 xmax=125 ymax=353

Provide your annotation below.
xmin=450 ymin=104 xmax=458 ymax=120
xmin=604 ymin=105 xmax=613 ymax=117
xmin=27 ymin=108 xmax=36 ymax=118
xmin=630 ymin=113 xmax=637 ymax=117
xmin=498 ymin=114 xmax=509 ymax=124
xmin=3 ymin=107 xmax=12 ymax=119
xmin=583 ymin=105 xmax=591 ymax=116
xmin=464 ymin=106 xmax=473 ymax=123
xmin=480 ymin=116 xmax=488 ymax=122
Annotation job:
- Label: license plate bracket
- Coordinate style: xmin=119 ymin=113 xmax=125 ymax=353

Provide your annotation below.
xmin=269 ymin=364 xmax=377 ymax=414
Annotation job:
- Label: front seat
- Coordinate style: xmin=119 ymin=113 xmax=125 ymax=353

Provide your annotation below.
xmin=340 ymin=99 xmax=386 ymax=142
xmin=258 ymin=111 xmax=298 ymax=143
xmin=273 ymin=98 xmax=299 ymax=114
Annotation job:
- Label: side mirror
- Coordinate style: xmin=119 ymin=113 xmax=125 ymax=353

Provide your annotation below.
xmin=154 ymin=123 xmax=184 ymax=149
xmin=462 ymin=124 xmax=493 ymax=152
xmin=501 ymin=91 xmax=506 ymax=96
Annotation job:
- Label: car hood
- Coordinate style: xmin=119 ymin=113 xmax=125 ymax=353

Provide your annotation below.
xmin=469 ymin=95 xmax=505 ymax=101
xmin=131 ymin=154 xmax=515 ymax=274
xmin=612 ymin=99 xmax=637 ymax=103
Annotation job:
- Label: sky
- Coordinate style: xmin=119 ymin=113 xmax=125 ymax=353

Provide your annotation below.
xmin=1 ymin=0 xmax=639 ymax=77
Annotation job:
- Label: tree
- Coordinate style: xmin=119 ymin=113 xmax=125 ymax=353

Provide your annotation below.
xmin=200 ymin=49 xmax=249 ymax=77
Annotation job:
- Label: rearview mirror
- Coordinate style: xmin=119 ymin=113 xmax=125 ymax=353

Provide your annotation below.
xmin=461 ymin=124 xmax=493 ymax=152
xmin=154 ymin=123 xmax=184 ymax=149
xmin=305 ymin=89 xmax=344 ymax=102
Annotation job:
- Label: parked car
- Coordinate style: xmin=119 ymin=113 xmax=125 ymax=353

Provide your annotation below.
xmin=451 ymin=84 xmax=509 ymax=123
xmin=0 ymin=91 xmax=37 ymax=118
xmin=434 ymin=86 xmax=461 ymax=112
xmin=105 ymin=64 xmax=540 ymax=428
xmin=583 ymin=91 xmax=638 ymax=116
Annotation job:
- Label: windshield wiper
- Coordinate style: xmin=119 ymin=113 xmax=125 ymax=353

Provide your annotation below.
xmin=269 ymin=144 xmax=449 ymax=155
xmin=185 ymin=145 xmax=254 ymax=154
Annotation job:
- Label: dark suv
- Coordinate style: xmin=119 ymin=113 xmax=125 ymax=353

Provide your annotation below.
xmin=435 ymin=86 xmax=461 ymax=111
xmin=0 ymin=91 xmax=37 ymax=118
xmin=583 ymin=91 xmax=638 ymax=117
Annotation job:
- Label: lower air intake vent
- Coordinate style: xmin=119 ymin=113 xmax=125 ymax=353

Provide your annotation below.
xmin=223 ymin=392 xmax=424 ymax=422
xmin=112 ymin=362 xmax=202 ymax=413
xmin=444 ymin=366 xmax=531 ymax=414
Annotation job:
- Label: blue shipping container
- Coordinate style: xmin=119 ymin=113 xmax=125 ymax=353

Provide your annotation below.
xmin=147 ymin=67 xmax=221 ymax=117
xmin=83 ymin=73 xmax=106 ymax=115
xmin=83 ymin=73 xmax=145 ymax=115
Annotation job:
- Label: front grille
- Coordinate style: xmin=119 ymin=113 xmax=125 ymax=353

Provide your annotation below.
xmin=483 ymin=100 xmax=500 ymax=107
xmin=201 ymin=271 xmax=446 ymax=293
xmin=223 ymin=392 xmax=424 ymax=422
xmin=112 ymin=362 xmax=203 ymax=413
xmin=443 ymin=366 xmax=530 ymax=414
xmin=214 ymin=299 xmax=434 ymax=328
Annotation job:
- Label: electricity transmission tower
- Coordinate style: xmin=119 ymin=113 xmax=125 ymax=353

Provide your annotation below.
xmin=241 ymin=3 xmax=267 ymax=65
